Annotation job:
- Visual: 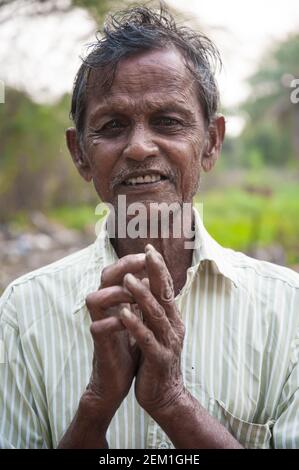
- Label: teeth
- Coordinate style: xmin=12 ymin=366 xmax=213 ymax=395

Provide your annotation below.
xmin=125 ymin=174 xmax=162 ymax=185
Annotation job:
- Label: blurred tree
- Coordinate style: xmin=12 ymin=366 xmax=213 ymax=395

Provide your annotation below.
xmin=241 ymin=34 xmax=299 ymax=166
xmin=73 ymin=0 xmax=121 ymax=22
xmin=0 ymin=0 xmax=71 ymax=23
xmin=0 ymin=0 xmax=135 ymax=23
xmin=0 ymin=88 xmax=98 ymax=221
xmin=0 ymin=0 xmax=125 ymax=221
xmin=0 ymin=0 xmax=180 ymax=24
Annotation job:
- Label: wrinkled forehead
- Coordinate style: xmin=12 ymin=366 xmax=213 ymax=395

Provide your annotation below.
xmin=86 ymin=47 xmax=198 ymax=108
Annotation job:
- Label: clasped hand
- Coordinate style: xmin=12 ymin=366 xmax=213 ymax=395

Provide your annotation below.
xmin=85 ymin=244 xmax=186 ymax=417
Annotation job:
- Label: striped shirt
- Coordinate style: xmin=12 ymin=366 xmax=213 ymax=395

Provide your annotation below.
xmin=1 ymin=207 xmax=299 ymax=449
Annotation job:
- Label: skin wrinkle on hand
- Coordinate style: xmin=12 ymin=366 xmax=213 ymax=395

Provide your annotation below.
xmin=146 ymin=248 xmax=175 ymax=303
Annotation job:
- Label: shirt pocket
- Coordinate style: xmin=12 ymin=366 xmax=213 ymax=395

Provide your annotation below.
xmin=208 ymin=398 xmax=275 ymax=449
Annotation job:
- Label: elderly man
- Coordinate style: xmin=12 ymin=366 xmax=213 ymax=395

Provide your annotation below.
xmin=1 ymin=5 xmax=299 ymax=450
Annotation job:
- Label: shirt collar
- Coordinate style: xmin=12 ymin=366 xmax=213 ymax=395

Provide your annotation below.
xmin=72 ymin=204 xmax=238 ymax=314
xmin=192 ymin=206 xmax=239 ymax=287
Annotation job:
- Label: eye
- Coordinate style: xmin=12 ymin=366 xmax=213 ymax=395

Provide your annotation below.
xmin=152 ymin=116 xmax=181 ymax=127
xmin=102 ymin=119 xmax=126 ymax=130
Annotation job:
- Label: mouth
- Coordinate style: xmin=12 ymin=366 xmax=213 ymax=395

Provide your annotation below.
xmin=120 ymin=172 xmax=169 ymax=190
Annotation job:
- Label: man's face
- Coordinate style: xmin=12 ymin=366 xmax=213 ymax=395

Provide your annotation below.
xmin=68 ymin=47 xmax=223 ymax=208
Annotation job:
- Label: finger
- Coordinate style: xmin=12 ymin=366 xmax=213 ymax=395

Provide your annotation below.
xmin=90 ymin=315 xmax=125 ymax=343
xmin=145 ymin=244 xmax=174 ymax=303
xmin=141 ymin=277 xmax=150 ymax=289
xmin=86 ymin=286 xmax=134 ymax=321
xmin=120 ymin=307 xmax=160 ymax=360
xmin=145 ymin=244 xmax=179 ymax=325
xmin=100 ymin=253 xmax=146 ymax=287
xmin=123 ymin=273 xmax=175 ymax=343
xmin=139 ymin=277 xmax=150 ymax=321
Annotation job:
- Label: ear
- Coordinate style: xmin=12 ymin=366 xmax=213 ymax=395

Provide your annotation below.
xmin=65 ymin=127 xmax=93 ymax=182
xmin=201 ymin=115 xmax=225 ymax=172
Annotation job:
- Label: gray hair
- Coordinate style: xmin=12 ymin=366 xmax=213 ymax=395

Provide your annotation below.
xmin=70 ymin=3 xmax=222 ymax=143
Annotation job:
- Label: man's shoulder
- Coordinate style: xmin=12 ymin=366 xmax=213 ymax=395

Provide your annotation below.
xmin=8 ymin=243 xmax=94 ymax=287
xmin=228 ymin=247 xmax=299 ymax=290
xmin=0 ymin=242 xmax=95 ymax=327
xmin=222 ymin=248 xmax=299 ymax=339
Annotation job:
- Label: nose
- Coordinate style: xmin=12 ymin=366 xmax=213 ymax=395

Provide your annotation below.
xmin=122 ymin=124 xmax=158 ymax=161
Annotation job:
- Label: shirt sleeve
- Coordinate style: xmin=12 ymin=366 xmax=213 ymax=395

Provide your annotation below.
xmin=271 ymin=326 xmax=299 ymax=448
xmin=0 ymin=285 xmax=50 ymax=449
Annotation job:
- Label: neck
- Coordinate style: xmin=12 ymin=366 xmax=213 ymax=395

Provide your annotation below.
xmin=110 ymin=206 xmax=195 ymax=296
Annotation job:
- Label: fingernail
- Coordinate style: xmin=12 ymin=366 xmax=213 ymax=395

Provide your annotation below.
xmin=145 ymin=243 xmax=155 ymax=253
xmin=146 ymin=249 xmax=159 ymax=262
xmin=125 ymin=273 xmax=138 ymax=285
xmin=121 ymin=307 xmax=132 ymax=319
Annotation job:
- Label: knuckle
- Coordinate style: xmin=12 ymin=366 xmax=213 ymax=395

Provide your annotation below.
xmin=175 ymin=340 xmax=183 ymax=355
xmin=100 ymin=266 xmax=109 ymax=286
xmin=96 ymin=289 xmax=109 ymax=307
xmin=169 ymin=332 xmax=179 ymax=349
xmin=89 ymin=322 xmax=99 ymax=339
xmin=144 ymin=330 xmax=155 ymax=346
xmin=161 ymin=275 xmax=174 ymax=302
xmin=85 ymin=292 xmax=97 ymax=311
xmin=86 ymin=289 xmax=107 ymax=309
xmin=90 ymin=321 xmax=110 ymax=342
xmin=90 ymin=321 xmax=96 ymax=333
xmin=152 ymin=305 xmax=165 ymax=320
xmin=117 ymin=257 xmax=127 ymax=271
xmin=177 ymin=321 xmax=185 ymax=341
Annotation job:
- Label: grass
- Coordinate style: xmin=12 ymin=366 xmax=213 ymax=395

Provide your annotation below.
xmin=47 ymin=204 xmax=99 ymax=231
xmin=195 ymin=183 xmax=299 ymax=265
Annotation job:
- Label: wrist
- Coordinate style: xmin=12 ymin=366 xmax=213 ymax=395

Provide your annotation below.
xmin=147 ymin=386 xmax=192 ymax=425
xmin=79 ymin=388 xmax=117 ymax=433
xmin=57 ymin=390 xmax=115 ymax=448
xmin=150 ymin=388 xmax=195 ymax=434
xmin=148 ymin=390 xmax=243 ymax=449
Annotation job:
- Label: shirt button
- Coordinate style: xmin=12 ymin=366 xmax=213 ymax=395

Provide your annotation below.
xmin=158 ymin=441 xmax=169 ymax=449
